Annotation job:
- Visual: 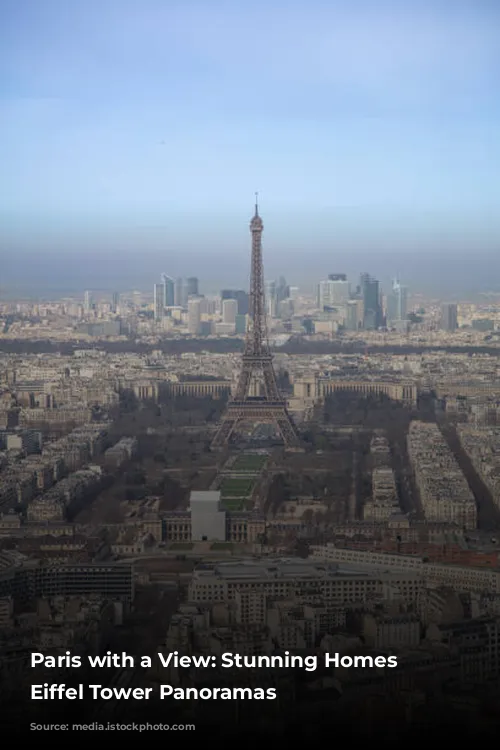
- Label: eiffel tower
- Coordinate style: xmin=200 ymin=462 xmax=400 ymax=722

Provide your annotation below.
xmin=212 ymin=196 xmax=299 ymax=448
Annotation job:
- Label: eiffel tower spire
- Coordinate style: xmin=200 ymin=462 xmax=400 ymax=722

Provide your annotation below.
xmin=211 ymin=198 xmax=299 ymax=447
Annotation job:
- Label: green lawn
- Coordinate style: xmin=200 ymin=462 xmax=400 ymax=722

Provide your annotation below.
xmin=221 ymin=498 xmax=246 ymax=511
xmin=211 ymin=542 xmax=234 ymax=550
xmin=232 ymin=454 xmax=267 ymax=472
xmin=220 ymin=477 xmax=255 ymax=497
xmin=169 ymin=543 xmax=194 ymax=550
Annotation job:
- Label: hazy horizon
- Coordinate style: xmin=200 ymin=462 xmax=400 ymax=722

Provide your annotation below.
xmin=3 ymin=248 xmax=500 ymax=302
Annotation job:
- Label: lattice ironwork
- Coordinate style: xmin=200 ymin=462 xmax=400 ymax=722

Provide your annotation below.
xmin=212 ymin=197 xmax=299 ymax=447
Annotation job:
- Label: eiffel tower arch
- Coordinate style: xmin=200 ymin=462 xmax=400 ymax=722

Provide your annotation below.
xmin=211 ymin=196 xmax=299 ymax=448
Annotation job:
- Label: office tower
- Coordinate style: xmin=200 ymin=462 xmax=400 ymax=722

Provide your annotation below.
xmin=276 ymin=276 xmax=289 ymax=304
xmin=278 ymin=299 xmax=294 ymax=318
xmin=360 ymin=273 xmax=382 ymax=330
xmin=387 ymin=279 xmax=408 ymax=324
xmin=84 ymin=290 xmax=93 ymax=313
xmin=235 ymin=314 xmax=248 ymax=335
xmin=186 ymin=277 xmax=199 ymax=298
xmin=318 ymin=277 xmax=350 ymax=309
xmin=200 ymin=297 xmax=216 ymax=315
xmin=174 ymin=277 xmax=185 ymax=307
xmin=441 ymin=303 xmax=458 ymax=332
xmin=111 ymin=292 xmax=119 ymax=314
xmin=222 ymin=298 xmax=238 ymax=325
xmin=212 ymin=198 xmax=298 ymax=448
xmin=345 ymin=300 xmax=359 ymax=331
xmin=265 ymin=280 xmax=277 ymax=318
xmin=328 ymin=273 xmax=347 ymax=282
xmin=153 ymin=283 xmax=164 ymax=321
xmin=188 ymin=297 xmax=202 ymax=334
xmin=221 ymin=289 xmax=249 ymax=315
xmin=161 ymin=274 xmax=175 ymax=306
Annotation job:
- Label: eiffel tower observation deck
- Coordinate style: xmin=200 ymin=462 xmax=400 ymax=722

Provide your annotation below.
xmin=211 ymin=197 xmax=299 ymax=448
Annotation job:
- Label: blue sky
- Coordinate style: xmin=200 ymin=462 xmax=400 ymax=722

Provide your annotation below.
xmin=1 ymin=0 xmax=500 ymax=264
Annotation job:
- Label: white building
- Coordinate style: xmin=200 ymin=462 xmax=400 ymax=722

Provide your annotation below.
xmin=318 ymin=279 xmax=350 ymax=309
xmin=187 ymin=298 xmax=202 ymax=335
xmin=189 ymin=491 xmax=226 ymax=542
xmin=222 ymin=298 xmax=238 ymax=325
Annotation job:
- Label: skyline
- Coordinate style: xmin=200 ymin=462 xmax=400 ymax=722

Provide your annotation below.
xmin=1 ymin=0 xmax=500 ymax=267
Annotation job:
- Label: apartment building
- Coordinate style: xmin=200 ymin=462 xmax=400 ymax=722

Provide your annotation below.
xmin=363 ymin=466 xmax=399 ymax=522
xmin=188 ymin=558 xmax=422 ymax=607
xmin=407 ymin=421 xmax=477 ymax=529
xmin=311 ymin=544 xmax=500 ymax=594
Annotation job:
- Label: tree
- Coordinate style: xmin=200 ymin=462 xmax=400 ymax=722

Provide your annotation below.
xmin=125 ymin=469 xmax=146 ymax=485
xmin=302 ymin=508 xmax=314 ymax=525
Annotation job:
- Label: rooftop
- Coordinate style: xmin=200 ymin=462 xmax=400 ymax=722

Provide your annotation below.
xmin=192 ymin=557 xmax=420 ymax=582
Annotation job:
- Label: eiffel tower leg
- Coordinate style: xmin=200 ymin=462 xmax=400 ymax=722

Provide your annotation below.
xmin=261 ymin=360 xmax=280 ymax=400
xmin=211 ymin=417 xmax=238 ymax=448
xmin=276 ymin=415 xmax=299 ymax=446
xmin=234 ymin=368 xmax=253 ymax=401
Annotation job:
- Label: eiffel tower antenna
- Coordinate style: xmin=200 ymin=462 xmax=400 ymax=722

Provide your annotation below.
xmin=211 ymin=197 xmax=299 ymax=448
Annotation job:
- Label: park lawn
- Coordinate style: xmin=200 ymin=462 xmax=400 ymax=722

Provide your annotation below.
xmin=232 ymin=454 xmax=267 ymax=472
xmin=169 ymin=543 xmax=194 ymax=550
xmin=220 ymin=477 xmax=255 ymax=497
xmin=211 ymin=542 xmax=234 ymax=550
xmin=221 ymin=498 xmax=246 ymax=511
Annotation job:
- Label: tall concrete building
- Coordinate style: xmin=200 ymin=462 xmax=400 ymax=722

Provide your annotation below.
xmin=186 ymin=277 xmax=199 ymax=298
xmin=387 ymin=279 xmax=408 ymax=324
xmin=441 ymin=303 xmax=458 ymax=332
xmin=187 ymin=297 xmax=202 ymax=334
xmin=318 ymin=277 xmax=350 ymax=309
xmin=328 ymin=273 xmax=347 ymax=281
xmin=189 ymin=491 xmax=226 ymax=541
xmin=265 ymin=280 xmax=277 ymax=318
xmin=84 ymin=290 xmax=93 ymax=313
xmin=221 ymin=289 xmax=249 ymax=315
xmin=153 ymin=283 xmax=164 ymax=321
xmin=161 ymin=274 xmax=175 ymax=306
xmin=360 ymin=273 xmax=382 ymax=330
xmin=174 ymin=277 xmax=186 ymax=307
xmin=222 ymin=298 xmax=238 ymax=325
xmin=345 ymin=300 xmax=360 ymax=331
xmin=276 ymin=276 xmax=289 ymax=304
xmin=235 ymin=314 xmax=247 ymax=335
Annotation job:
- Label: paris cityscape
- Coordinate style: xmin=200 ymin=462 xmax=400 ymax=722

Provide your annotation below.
xmin=2 ymin=0 xmax=500 ymax=740
xmin=3 ymin=197 xmax=500 ymax=735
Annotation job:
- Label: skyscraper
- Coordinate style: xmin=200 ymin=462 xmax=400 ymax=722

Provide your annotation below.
xmin=161 ymin=274 xmax=175 ymax=307
xmin=187 ymin=297 xmax=202 ymax=334
xmin=221 ymin=289 xmax=249 ymax=315
xmin=345 ymin=300 xmax=360 ymax=331
xmin=174 ymin=277 xmax=185 ymax=307
xmin=276 ymin=276 xmax=289 ymax=304
xmin=265 ymin=280 xmax=277 ymax=318
xmin=84 ymin=290 xmax=93 ymax=313
xmin=328 ymin=273 xmax=347 ymax=281
xmin=318 ymin=277 xmax=350 ymax=309
xmin=186 ymin=277 xmax=199 ymax=298
xmin=441 ymin=303 xmax=458 ymax=332
xmin=387 ymin=279 xmax=408 ymax=324
xmin=222 ymin=298 xmax=238 ymax=325
xmin=360 ymin=273 xmax=382 ymax=330
xmin=111 ymin=292 xmax=119 ymax=314
xmin=153 ymin=283 xmax=164 ymax=321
